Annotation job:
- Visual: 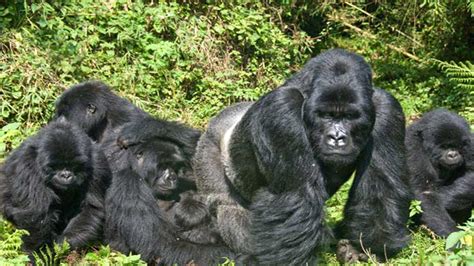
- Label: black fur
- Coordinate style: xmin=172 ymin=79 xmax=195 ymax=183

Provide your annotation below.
xmin=0 ymin=119 xmax=111 ymax=255
xmin=193 ymin=49 xmax=411 ymax=264
xmin=54 ymin=80 xmax=147 ymax=142
xmin=406 ymin=108 xmax=473 ymax=237
xmin=102 ymin=120 xmax=233 ymax=264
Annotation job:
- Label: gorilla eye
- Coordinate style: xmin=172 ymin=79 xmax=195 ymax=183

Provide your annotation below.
xmin=346 ymin=112 xmax=360 ymax=119
xmin=87 ymin=104 xmax=96 ymax=114
xmin=316 ymin=111 xmax=331 ymax=119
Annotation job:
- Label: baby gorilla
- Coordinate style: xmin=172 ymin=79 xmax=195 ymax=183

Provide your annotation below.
xmin=0 ymin=119 xmax=111 ymax=256
xmin=129 ymin=138 xmax=221 ymax=245
xmin=406 ymin=108 xmax=473 ymax=237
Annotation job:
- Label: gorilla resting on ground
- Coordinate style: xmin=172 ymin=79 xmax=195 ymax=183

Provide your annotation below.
xmin=406 ymin=108 xmax=473 ymax=237
xmin=102 ymin=120 xmax=231 ymax=264
xmin=193 ymin=48 xmax=411 ymax=264
xmin=0 ymin=119 xmax=111 ymax=256
xmin=54 ymin=80 xmax=147 ymax=142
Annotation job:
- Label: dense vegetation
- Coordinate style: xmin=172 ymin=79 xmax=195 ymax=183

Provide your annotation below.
xmin=0 ymin=1 xmax=473 ymax=264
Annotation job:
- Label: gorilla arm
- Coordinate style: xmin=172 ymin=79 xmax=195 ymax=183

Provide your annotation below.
xmin=339 ymin=89 xmax=411 ymax=257
xmin=439 ymin=169 xmax=474 ymax=212
xmin=0 ymin=141 xmax=59 ymax=252
xmin=233 ymin=87 xmax=331 ymax=264
xmin=58 ymin=148 xmax=111 ymax=248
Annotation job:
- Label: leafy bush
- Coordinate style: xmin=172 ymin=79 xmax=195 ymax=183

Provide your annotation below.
xmin=0 ymin=0 xmax=472 ymax=264
xmin=0 ymin=1 xmax=313 ymax=132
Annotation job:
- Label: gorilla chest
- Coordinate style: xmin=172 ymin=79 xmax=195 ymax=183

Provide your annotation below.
xmin=322 ymin=164 xmax=355 ymax=196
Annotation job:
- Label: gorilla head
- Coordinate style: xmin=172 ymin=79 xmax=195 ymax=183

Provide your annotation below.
xmin=117 ymin=137 xmax=189 ymax=198
xmin=55 ymin=81 xmax=145 ymax=141
xmin=302 ymin=51 xmax=376 ymax=165
xmin=36 ymin=120 xmax=93 ymax=191
xmin=416 ymin=109 xmax=471 ymax=171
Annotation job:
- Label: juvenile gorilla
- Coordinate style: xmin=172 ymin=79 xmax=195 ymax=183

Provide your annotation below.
xmin=0 ymin=119 xmax=111 ymax=256
xmin=55 ymin=81 xmax=147 ymax=142
xmin=103 ymin=121 xmax=231 ymax=264
xmin=406 ymin=108 xmax=473 ymax=237
xmin=194 ymin=49 xmax=411 ymax=264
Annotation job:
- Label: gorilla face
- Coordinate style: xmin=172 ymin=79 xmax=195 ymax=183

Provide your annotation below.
xmin=304 ymin=80 xmax=375 ymax=165
xmin=128 ymin=139 xmax=186 ymax=197
xmin=425 ymin=124 xmax=470 ymax=170
xmin=55 ymin=81 xmax=112 ymax=140
xmin=36 ymin=122 xmax=93 ymax=191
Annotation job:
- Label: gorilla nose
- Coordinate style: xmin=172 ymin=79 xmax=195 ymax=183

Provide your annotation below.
xmin=60 ymin=171 xmax=72 ymax=180
xmin=447 ymin=150 xmax=459 ymax=160
xmin=163 ymin=169 xmax=177 ymax=181
xmin=327 ymin=131 xmax=347 ymax=147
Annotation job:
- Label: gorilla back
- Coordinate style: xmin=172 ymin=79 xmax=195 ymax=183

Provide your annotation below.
xmin=194 ymin=49 xmax=411 ymax=264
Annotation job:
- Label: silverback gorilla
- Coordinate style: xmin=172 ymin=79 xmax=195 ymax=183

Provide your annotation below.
xmin=406 ymin=108 xmax=473 ymax=237
xmin=0 ymin=119 xmax=111 ymax=257
xmin=193 ymin=49 xmax=411 ymax=264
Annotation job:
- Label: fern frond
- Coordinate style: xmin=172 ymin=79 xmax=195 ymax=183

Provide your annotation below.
xmin=435 ymin=59 xmax=474 ymax=92
xmin=0 ymin=227 xmax=29 ymax=258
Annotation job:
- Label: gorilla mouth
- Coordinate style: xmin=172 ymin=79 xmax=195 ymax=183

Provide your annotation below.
xmin=159 ymin=186 xmax=174 ymax=191
xmin=323 ymin=150 xmax=353 ymax=156
xmin=441 ymin=160 xmax=462 ymax=169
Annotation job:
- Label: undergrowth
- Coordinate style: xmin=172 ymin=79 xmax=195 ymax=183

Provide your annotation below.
xmin=0 ymin=0 xmax=473 ymax=264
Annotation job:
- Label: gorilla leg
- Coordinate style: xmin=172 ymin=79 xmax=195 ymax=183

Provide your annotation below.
xmin=216 ymin=204 xmax=252 ymax=253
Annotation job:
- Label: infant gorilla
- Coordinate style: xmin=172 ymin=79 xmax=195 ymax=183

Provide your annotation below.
xmin=406 ymin=108 xmax=473 ymax=237
xmin=0 ymin=119 xmax=110 ymax=256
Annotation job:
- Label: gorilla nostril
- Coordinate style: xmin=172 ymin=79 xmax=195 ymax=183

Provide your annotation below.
xmin=447 ymin=151 xmax=459 ymax=159
xmin=60 ymin=171 xmax=71 ymax=180
xmin=337 ymin=136 xmax=347 ymax=146
xmin=327 ymin=131 xmax=347 ymax=147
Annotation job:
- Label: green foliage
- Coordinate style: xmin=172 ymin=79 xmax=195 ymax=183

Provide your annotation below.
xmin=409 ymin=200 xmax=423 ymax=218
xmin=0 ymin=219 xmax=29 ymax=264
xmin=0 ymin=0 xmax=313 ymax=130
xmin=442 ymin=217 xmax=474 ymax=264
xmin=438 ymin=60 xmax=474 ymax=90
xmin=0 ymin=0 xmax=472 ymax=264
xmin=33 ymin=242 xmax=70 ymax=266
xmin=0 ymin=123 xmax=22 ymax=160
xmin=437 ymin=60 xmax=474 ymax=122
xmin=325 ymin=176 xmax=353 ymax=226
xmin=82 ymin=246 xmax=146 ymax=265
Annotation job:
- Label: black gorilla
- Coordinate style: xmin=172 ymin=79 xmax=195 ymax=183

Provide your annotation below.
xmin=406 ymin=108 xmax=473 ymax=237
xmin=0 ymin=119 xmax=111 ymax=256
xmin=54 ymin=80 xmax=147 ymax=142
xmin=102 ymin=120 xmax=232 ymax=264
xmin=193 ymin=49 xmax=411 ymax=264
